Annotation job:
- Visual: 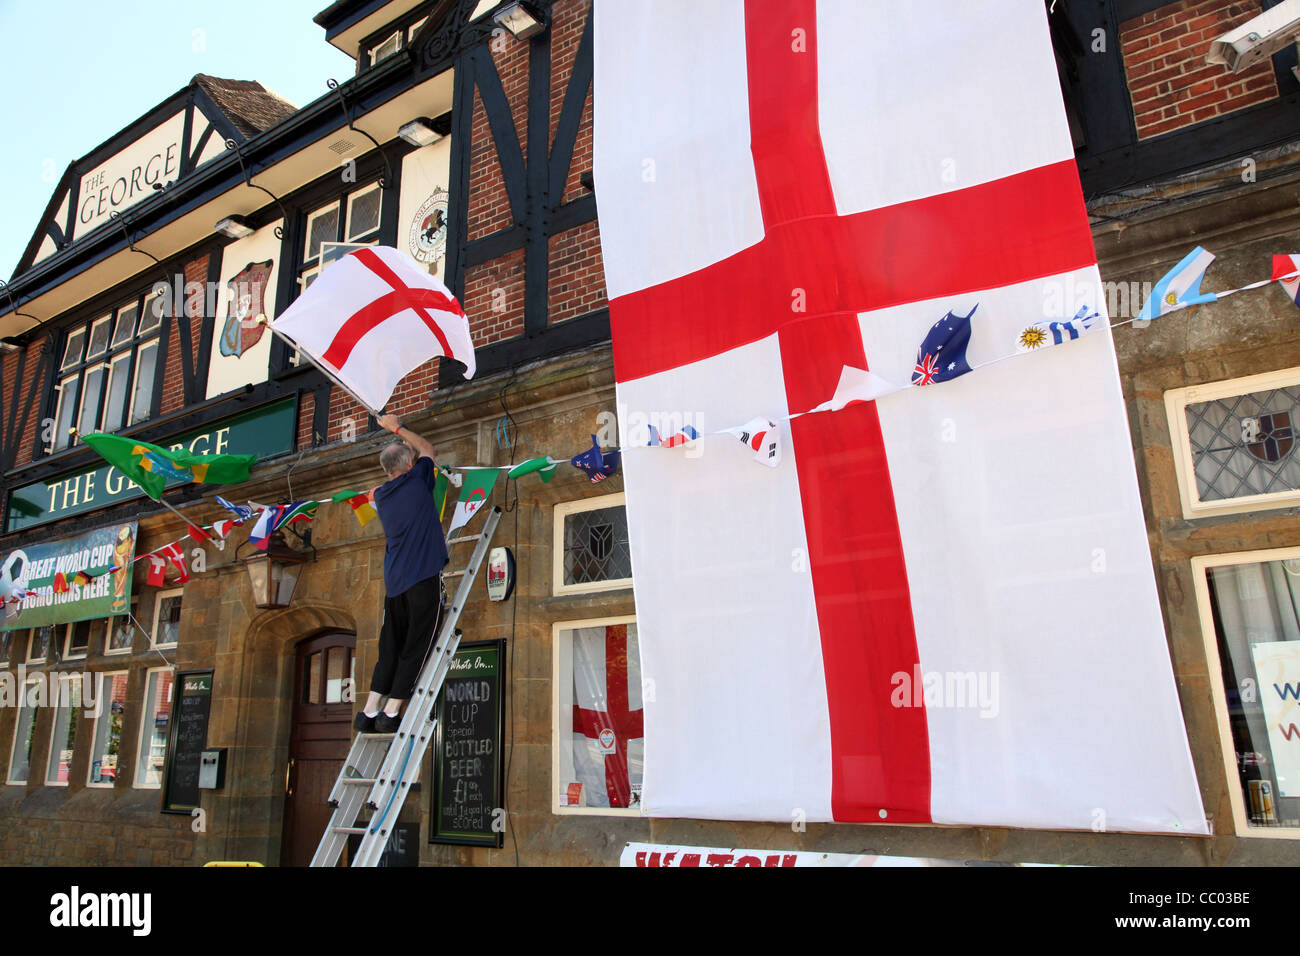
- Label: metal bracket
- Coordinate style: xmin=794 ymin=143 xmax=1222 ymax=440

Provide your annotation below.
xmin=328 ymin=79 xmax=395 ymax=190
xmin=225 ymin=138 xmax=289 ymax=239
xmin=108 ymin=210 xmax=162 ymax=265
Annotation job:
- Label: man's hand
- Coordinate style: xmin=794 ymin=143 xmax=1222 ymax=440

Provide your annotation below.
xmin=378 ymin=413 xmax=400 ymax=433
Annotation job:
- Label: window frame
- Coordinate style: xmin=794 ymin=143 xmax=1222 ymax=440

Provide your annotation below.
xmin=46 ymin=286 xmax=166 ymax=454
xmin=104 ymin=609 xmax=135 ymax=657
xmin=552 ymin=493 xmax=634 ymax=597
xmin=1192 ymin=546 xmax=1300 ymax=840
xmin=26 ymin=626 xmax=53 ymax=664
xmin=61 ymin=619 xmax=99 ymax=661
xmin=44 ymin=673 xmax=83 ymax=787
xmin=550 ymin=615 xmax=642 ymax=818
xmin=87 ymin=669 xmax=129 ymax=788
xmin=1165 ymin=366 xmax=1300 ymax=520
xmin=151 ymin=588 xmax=183 ymax=649
xmin=134 ymin=666 xmax=174 ymax=790
xmin=6 ymin=677 xmax=41 ymax=785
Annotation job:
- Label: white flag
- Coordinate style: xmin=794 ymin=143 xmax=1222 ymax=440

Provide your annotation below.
xmin=272 ymin=246 xmax=475 ymax=410
xmin=722 ymin=417 xmax=781 ymax=467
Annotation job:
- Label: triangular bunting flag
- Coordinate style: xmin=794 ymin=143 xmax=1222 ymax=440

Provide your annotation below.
xmin=145 ymin=554 xmax=167 ymax=587
xmin=332 ymin=490 xmax=378 ymax=528
xmin=507 ymin=457 xmax=558 ymax=482
xmin=159 ymin=543 xmax=189 ymax=584
xmin=52 ymin=572 xmax=69 ymax=594
xmin=723 ymin=417 xmax=781 ymax=467
xmin=448 ymin=469 xmax=499 ymax=535
xmin=1272 ymin=254 xmax=1300 ymax=308
xmin=571 ymin=435 xmax=621 ymax=483
xmin=187 ymin=524 xmax=210 ymax=544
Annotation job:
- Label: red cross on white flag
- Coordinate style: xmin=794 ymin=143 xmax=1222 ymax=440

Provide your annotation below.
xmin=272 ymin=246 xmax=475 ymax=411
xmin=593 ymin=0 xmax=1205 ymax=833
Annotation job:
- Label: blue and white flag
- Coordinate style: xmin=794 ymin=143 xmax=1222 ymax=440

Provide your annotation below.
xmin=1135 ymin=246 xmax=1218 ymax=324
xmin=215 ymin=495 xmax=254 ymax=522
xmin=1016 ymin=305 xmax=1101 ymax=352
xmin=911 ymin=306 xmax=976 ymax=386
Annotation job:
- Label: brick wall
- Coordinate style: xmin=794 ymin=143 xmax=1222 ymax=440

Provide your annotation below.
xmin=159 ymin=255 xmax=209 ymax=416
xmin=463 ymin=249 xmax=526 ymax=345
xmin=548 ymin=220 xmax=607 ymax=323
xmin=1121 ymin=0 xmax=1280 ymax=140
xmin=466 ymin=24 xmax=532 ymax=240
xmin=550 ymin=0 xmax=594 ymax=205
xmin=296 ymin=390 xmax=315 ymax=449
xmin=11 ymin=338 xmax=47 ymax=468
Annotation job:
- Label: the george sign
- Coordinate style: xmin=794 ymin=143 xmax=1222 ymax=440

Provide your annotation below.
xmin=162 ymin=670 xmax=213 ymax=813
xmin=1250 ymin=640 xmax=1300 ymax=798
xmin=430 ymin=639 xmax=505 ymax=847
xmin=0 ymin=521 xmax=137 ymax=631
xmin=74 ymin=113 xmax=185 ymax=240
xmin=620 ymin=843 xmax=1066 ymax=867
xmin=5 ymin=397 xmax=296 ymax=533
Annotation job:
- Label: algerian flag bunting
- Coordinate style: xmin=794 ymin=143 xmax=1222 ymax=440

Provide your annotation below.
xmin=448 ymin=469 xmax=499 ymax=535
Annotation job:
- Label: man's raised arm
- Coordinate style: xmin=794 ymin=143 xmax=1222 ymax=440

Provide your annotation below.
xmin=378 ymin=413 xmax=436 ymax=461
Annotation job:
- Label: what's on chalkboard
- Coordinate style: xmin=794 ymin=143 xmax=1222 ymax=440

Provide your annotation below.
xmin=430 ymin=639 xmax=506 ymax=847
xmin=161 ymin=670 xmax=213 ymax=814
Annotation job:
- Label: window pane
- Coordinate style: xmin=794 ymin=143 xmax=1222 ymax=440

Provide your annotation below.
xmin=326 ymin=646 xmax=347 ymax=703
xmin=1185 ymin=386 xmax=1300 ymax=503
xmin=89 ymin=672 xmax=128 ymax=785
xmin=66 ymin=620 xmax=93 ymax=657
xmin=78 ymin=365 xmax=107 ymax=435
xmin=46 ymin=678 xmax=82 ymax=784
xmin=130 ymin=340 xmax=158 ymax=425
xmin=563 ymin=506 xmax=632 ymax=585
xmin=136 ymin=670 xmax=173 ymax=787
xmin=111 ymin=304 xmax=138 ymax=349
xmin=1206 ymin=559 xmax=1300 ymax=828
xmin=102 ymin=354 xmax=132 ymax=432
xmin=347 ymin=187 xmax=381 ymax=241
xmin=107 ymin=616 xmax=134 ymax=653
xmin=154 ymin=594 xmax=182 ymax=647
xmin=86 ymin=317 xmax=111 ymax=359
xmin=53 ymin=375 xmax=80 ymax=451
xmin=306 ymin=652 xmax=322 ymax=704
xmin=370 ymin=32 xmax=401 ymax=65
xmin=9 ymin=682 xmax=40 ymax=783
xmin=305 ymin=204 xmax=340 ymax=261
xmin=28 ymin=626 xmax=53 ymax=662
xmin=138 ymin=292 xmax=164 ymax=336
xmin=60 ymin=328 xmax=86 ymax=371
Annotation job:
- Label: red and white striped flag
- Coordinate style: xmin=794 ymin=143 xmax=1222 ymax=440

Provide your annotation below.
xmin=272 ymin=246 xmax=475 ymax=410
xmin=594 ymin=0 xmax=1205 ymax=834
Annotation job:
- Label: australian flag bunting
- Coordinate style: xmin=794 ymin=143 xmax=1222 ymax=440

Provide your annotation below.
xmin=911 ymin=305 xmax=977 ymax=386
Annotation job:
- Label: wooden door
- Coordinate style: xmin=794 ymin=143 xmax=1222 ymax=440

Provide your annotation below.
xmin=281 ymin=632 xmax=356 ymax=867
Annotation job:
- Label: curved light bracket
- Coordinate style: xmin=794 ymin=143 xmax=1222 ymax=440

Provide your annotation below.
xmin=0 ymin=279 xmax=40 ymax=330
xmin=225 ymin=138 xmax=289 ymax=239
xmin=109 ymin=210 xmax=162 ymax=265
xmin=328 ymin=78 xmax=395 ymax=190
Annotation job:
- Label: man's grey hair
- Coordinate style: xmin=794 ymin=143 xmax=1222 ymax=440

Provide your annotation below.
xmin=380 ymin=441 xmax=415 ymax=477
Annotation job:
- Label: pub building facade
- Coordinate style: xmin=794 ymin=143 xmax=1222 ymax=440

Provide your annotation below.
xmin=0 ymin=0 xmax=1299 ymax=866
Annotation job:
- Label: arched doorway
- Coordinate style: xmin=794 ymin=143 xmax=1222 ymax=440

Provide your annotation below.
xmin=280 ymin=631 xmax=356 ymax=866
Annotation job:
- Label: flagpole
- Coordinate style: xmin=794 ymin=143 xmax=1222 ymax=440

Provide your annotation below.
xmin=258 ymin=317 xmax=386 ymax=420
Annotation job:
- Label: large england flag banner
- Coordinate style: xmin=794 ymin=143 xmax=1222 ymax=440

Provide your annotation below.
xmin=593 ymin=0 xmax=1207 ymax=833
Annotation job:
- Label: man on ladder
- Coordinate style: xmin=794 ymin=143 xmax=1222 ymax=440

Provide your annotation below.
xmin=354 ymin=413 xmax=448 ymax=734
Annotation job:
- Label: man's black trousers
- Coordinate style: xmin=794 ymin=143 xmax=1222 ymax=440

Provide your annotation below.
xmin=371 ymin=575 xmax=444 ymax=699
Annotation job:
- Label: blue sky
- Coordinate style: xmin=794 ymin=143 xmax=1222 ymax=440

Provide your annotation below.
xmin=0 ymin=0 xmax=356 ymax=281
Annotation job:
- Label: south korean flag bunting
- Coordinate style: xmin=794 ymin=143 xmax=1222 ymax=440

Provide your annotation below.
xmin=724 ymin=417 xmax=781 ymax=468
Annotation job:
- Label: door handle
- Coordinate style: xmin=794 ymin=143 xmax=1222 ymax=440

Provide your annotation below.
xmin=285 ymin=757 xmax=295 ymax=797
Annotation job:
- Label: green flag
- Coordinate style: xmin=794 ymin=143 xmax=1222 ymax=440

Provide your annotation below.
xmin=448 ymin=468 xmax=499 ymax=535
xmin=507 ymin=457 xmax=557 ymax=483
xmin=433 ymin=467 xmax=451 ymax=520
xmin=81 ymin=432 xmax=257 ymax=501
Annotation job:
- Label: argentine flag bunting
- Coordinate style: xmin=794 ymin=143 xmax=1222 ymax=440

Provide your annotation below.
xmin=1135 ymin=246 xmax=1218 ymax=324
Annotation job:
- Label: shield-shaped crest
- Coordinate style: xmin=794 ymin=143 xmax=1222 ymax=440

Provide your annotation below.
xmin=1245 ymin=411 xmax=1294 ymax=463
xmin=219 ymin=260 xmax=274 ymax=358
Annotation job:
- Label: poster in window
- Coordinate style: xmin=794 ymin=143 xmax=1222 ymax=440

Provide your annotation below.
xmin=1250 ymin=641 xmax=1300 ymax=798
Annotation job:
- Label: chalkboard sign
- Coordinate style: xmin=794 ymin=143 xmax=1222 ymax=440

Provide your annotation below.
xmin=161 ymin=670 xmax=213 ymax=814
xmin=347 ymin=822 xmax=419 ymax=867
xmin=430 ymin=640 xmax=505 ymax=847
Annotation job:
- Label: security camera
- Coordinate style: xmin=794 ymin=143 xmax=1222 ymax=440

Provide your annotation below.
xmin=1206 ymin=0 xmax=1300 ymax=73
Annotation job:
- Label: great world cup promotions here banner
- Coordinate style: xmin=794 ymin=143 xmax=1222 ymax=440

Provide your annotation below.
xmin=0 ymin=522 xmax=138 ymax=630
xmin=593 ymin=0 xmax=1207 ymax=833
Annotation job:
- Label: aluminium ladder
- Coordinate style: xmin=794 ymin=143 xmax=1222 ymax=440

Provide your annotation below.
xmin=310 ymin=505 xmax=503 ymax=867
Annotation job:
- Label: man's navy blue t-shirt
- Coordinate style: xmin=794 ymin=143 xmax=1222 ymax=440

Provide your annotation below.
xmin=375 ymin=455 xmax=449 ymax=597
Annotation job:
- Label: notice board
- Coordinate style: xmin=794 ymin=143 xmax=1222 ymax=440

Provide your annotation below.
xmin=162 ymin=670 xmax=213 ymax=813
xmin=430 ymin=640 xmax=505 ymax=847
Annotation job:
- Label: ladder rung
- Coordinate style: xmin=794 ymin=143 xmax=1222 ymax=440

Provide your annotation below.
xmin=330 ymin=826 xmax=368 ymax=835
xmin=340 ymin=778 xmax=377 ymax=785
xmin=445 ymin=534 xmax=482 ymax=546
xmin=443 ymin=570 xmax=466 ymax=578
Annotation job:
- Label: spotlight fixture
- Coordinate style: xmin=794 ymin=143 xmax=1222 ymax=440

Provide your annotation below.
xmin=215 ymin=215 xmax=256 ymax=239
xmin=0 ymin=337 xmax=21 ymax=353
xmin=493 ymin=1 xmax=545 ymax=40
xmin=398 ymin=118 xmax=443 ymax=147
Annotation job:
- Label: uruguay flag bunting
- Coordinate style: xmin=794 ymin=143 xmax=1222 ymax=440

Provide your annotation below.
xmin=593 ymin=0 xmax=1205 ymax=833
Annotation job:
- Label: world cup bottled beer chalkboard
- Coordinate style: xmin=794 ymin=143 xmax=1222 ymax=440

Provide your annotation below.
xmin=162 ymin=670 xmax=213 ymax=813
xmin=430 ymin=640 xmax=505 ymax=847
